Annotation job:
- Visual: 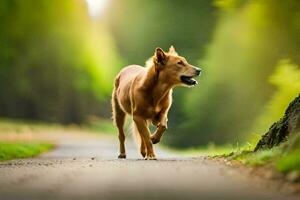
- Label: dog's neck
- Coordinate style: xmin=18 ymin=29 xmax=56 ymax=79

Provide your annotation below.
xmin=143 ymin=64 xmax=173 ymax=106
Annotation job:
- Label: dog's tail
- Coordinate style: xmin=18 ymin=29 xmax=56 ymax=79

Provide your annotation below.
xmin=111 ymin=75 xmax=120 ymax=126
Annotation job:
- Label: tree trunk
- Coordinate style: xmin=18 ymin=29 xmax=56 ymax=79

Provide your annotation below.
xmin=255 ymin=94 xmax=300 ymax=151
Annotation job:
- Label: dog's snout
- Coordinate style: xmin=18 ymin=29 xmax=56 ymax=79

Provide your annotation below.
xmin=195 ymin=67 xmax=202 ymax=76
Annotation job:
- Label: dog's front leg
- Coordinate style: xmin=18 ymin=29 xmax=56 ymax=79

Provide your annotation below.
xmin=151 ymin=115 xmax=167 ymax=144
xmin=133 ymin=115 xmax=156 ymax=160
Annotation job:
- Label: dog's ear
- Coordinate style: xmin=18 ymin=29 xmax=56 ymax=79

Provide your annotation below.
xmin=168 ymin=45 xmax=178 ymax=55
xmin=154 ymin=47 xmax=167 ymax=66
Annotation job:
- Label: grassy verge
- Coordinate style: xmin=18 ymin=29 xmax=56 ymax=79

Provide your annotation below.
xmin=0 ymin=142 xmax=54 ymax=161
xmin=0 ymin=117 xmax=117 ymax=161
xmin=224 ymin=148 xmax=279 ymax=166
xmin=222 ymin=135 xmax=300 ymax=180
xmin=0 ymin=118 xmax=64 ymax=161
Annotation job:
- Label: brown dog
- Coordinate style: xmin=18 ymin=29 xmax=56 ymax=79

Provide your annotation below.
xmin=112 ymin=46 xmax=201 ymax=159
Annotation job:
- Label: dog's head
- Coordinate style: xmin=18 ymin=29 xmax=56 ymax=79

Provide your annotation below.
xmin=153 ymin=46 xmax=202 ymax=87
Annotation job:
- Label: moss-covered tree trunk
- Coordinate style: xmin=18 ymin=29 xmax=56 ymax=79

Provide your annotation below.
xmin=255 ymin=94 xmax=300 ymax=151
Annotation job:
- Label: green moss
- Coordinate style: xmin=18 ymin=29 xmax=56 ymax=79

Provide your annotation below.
xmin=0 ymin=142 xmax=54 ymax=161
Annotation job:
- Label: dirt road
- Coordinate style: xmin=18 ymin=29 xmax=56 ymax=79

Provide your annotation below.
xmin=0 ymin=132 xmax=299 ymax=200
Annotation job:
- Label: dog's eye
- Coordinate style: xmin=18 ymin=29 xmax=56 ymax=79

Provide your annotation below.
xmin=177 ymin=61 xmax=184 ymax=65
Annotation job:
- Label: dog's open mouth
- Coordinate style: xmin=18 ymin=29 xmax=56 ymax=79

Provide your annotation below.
xmin=180 ymin=75 xmax=198 ymax=86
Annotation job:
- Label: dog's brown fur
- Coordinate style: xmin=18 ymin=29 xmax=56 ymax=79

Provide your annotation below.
xmin=112 ymin=46 xmax=201 ymax=160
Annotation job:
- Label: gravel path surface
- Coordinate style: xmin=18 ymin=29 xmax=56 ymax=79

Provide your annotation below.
xmin=0 ymin=133 xmax=299 ymax=200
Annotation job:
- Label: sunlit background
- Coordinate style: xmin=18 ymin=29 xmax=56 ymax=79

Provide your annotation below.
xmin=86 ymin=0 xmax=109 ymax=18
xmin=0 ymin=0 xmax=299 ymax=148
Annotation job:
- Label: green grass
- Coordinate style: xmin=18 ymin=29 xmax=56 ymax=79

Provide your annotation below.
xmin=224 ymin=145 xmax=300 ymax=174
xmin=0 ymin=117 xmax=118 ymax=161
xmin=226 ymin=148 xmax=280 ymax=166
xmin=0 ymin=118 xmax=59 ymax=161
xmin=276 ymin=149 xmax=300 ymax=173
xmin=0 ymin=142 xmax=54 ymax=161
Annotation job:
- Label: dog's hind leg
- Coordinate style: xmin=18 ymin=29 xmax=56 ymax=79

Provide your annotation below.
xmin=116 ymin=110 xmax=126 ymax=159
xmin=112 ymin=90 xmax=126 ymax=159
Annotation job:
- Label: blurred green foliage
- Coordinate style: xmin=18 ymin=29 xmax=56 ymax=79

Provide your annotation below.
xmin=276 ymin=133 xmax=300 ymax=173
xmin=106 ymin=0 xmax=217 ymax=64
xmin=0 ymin=0 xmax=121 ymax=123
xmin=0 ymin=0 xmax=299 ymax=149
xmin=250 ymin=60 xmax=300 ymax=143
xmin=165 ymin=0 xmax=300 ymax=147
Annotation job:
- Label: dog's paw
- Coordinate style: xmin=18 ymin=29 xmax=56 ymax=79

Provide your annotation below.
xmin=140 ymin=149 xmax=146 ymax=158
xmin=118 ymin=153 xmax=126 ymax=159
xmin=151 ymin=136 xmax=160 ymax=144
xmin=145 ymin=153 xmax=157 ymax=160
